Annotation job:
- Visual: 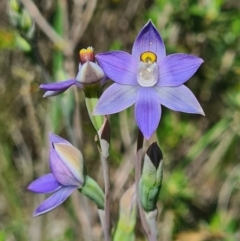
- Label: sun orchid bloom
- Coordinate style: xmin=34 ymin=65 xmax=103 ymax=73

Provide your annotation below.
xmin=40 ymin=47 xmax=106 ymax=97
xmin=28 ymin=133 xmax=85 ymax=216
xmin=94 ymin=20 xmax=204 ymax=139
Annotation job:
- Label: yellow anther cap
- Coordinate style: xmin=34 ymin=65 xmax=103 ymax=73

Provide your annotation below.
xmin=140 ymin=51 xmax=157 ymax=63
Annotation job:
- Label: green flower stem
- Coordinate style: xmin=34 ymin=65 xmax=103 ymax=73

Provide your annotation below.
xmin=80 ymin=175 xmax=104 ymax=210
xmin=100 ymin=150 xmax=111 ymax=241
xmin=84 ymin=87 xmax=111 ymax=241
xmin=114 ymin=231 xmax=134 ymax=241
xmin=113 ymin=185 xmax=137 ymax=241
xmin=84 ymin=85 xmax=104 ymax=132
xmin=135 ymin=129 xmax=156 ymax=241
xmin=145 ymin=209 xmax=159 ymax=239
xmin=97 ymin=118 xmax=111 ymax=241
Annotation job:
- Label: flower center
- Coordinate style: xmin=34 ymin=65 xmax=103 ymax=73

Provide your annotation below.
xmin=137 ymin=51 xmax=158 ymax=87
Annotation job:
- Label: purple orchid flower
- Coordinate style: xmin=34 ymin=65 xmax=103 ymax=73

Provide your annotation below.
xmin=94 ymin=20 xmax=204 ymax=139
xmin=40 ymin=47 xmax=106 ymax=97
xmin=28 ymin=133 xmax=85 ymax=216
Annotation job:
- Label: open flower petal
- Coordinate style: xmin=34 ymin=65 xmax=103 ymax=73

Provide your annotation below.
xmin=155 ymin=85 xmax=205 ymax=115
xmin=40 ymin=79 xmax=76 ymax=91
xmin=94 ymin=83 xmax=138 ymax=115
xmin=158 ymin=54 xmax=204 ymax=87
xmin=96 ymin=51 xmax=138 ymax=85
xmin=50 ymin=148 xmax=81 ymax=187
xmin=132 ymin=21 xmax=166 ymax=62
xmin=135 ymin=88 xmax=161 ymax=139
xmin=33 ymin=187 xmax=76 ymax=217
xmin=28 ymin=173 xmax=61 ymax=194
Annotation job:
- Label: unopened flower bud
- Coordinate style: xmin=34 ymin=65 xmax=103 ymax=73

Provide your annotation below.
xmin=8 ymin=0 xmax=21 ymax=27
xmin=139 ymin=142 xmax=163 ymax=212
xmin=52 ymin=142 xmax=85 ymax=186
xmin=9 ymin=0 xmax=20 ymax=12
xmin=146 ymin=142 xmax=163 ymax=170
xmin=20 ymin=9 xmax=32 ymax=30
xmin=76 ymin=61 xmax=105 ymax=85
xmin=76 ymin=47 xmax=105 ymax=86
xmin=20 ymin=9 xmax=35 ymax=39
xmin=15 ymin=34 xmax=31 ymax=52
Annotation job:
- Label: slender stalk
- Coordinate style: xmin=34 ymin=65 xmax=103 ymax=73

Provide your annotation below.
xmin=135 ymin=129 xmax=156 ymax=241
xmin=99 ymin=148 xmax=111 ymax=241
xmin=85 ymin=88 xmax=111 ymax=241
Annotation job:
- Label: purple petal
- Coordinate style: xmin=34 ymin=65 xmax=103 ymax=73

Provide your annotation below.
xmin=96 ymin=51 xmax=138 ymax=86
xmin=93 ymin=83 xmax=138 ymax=115
xmin=48 ymin=132 xmax=71 ymax=146
xmin=43 ymin=90 xmax=66 ymax=98
xmin=158 ymin=54 xmax=204 ymax=87
xmin=155 ymin=85 xmax=205 ymax=115
xmin=50 ymin=148 xmax=81 ymax=187
xmin=132 ymin=20 xmax=166 ymax=62
xmin=135 ymin=87 xmax=161 ymax=139
xmin=40 ymin=79 xmax=76 ymax=91
xmin=33 ymin=187 xmax=76 ymax=217
xmin=28 ymin=173 xmax=62 ymax=194
xmin=53 ymin=143 xmax=84 ymax=185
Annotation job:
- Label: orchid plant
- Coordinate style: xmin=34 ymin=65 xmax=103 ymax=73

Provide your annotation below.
xmin=29 ymin=20 xmax=204 ymax=241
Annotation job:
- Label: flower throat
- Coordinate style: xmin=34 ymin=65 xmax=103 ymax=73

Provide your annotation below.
xmin=137 ymin=51 xmax=158 ymax=87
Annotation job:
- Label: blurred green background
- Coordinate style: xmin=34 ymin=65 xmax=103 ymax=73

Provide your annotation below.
xmin=0 ymin=0 xmax=240 ymax=240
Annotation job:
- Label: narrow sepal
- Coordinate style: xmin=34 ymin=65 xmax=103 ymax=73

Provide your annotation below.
xmin=33 ymin=187 xmax=76 ymax=216
xmin=96 ymin=51 xmax=138 ymax=86
xmin=27 ymin=173 xmax=61 ymax=194
xmin=132 ymin=20 xmax=166 ymax=62
xmin=135 ymin=88 xmax=161 ymax=139
xmin=158 ymin=54 xmax=204 ymax=87
xmin=43 ymin=90 xmax=66 ymax=98
xmin=94 ymin=84 xmax=138 ymax=115
xmin=40 ymin=79 xmax=76 ymax=91
xmin=155 ymin=85 xmax=205 ymax=115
